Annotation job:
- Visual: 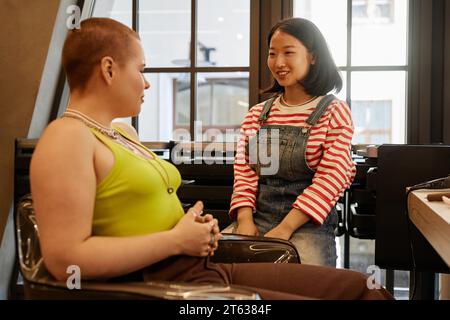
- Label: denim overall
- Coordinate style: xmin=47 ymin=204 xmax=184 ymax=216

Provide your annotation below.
xmin=245 ymin=94 xmax=338 ymax=267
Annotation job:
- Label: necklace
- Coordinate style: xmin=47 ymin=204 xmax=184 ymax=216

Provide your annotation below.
xmin=65 ymin=108 xmax=119 ymax=138
xmin=63 ymin=108 xmax=174 ymax=194
xmin=280 ymin=94 xmax=317 ymax=107
xmin=147 ymin=158 xmax=174 ymax=194
xmin=64 ymin=108 xmax=148 ymax=157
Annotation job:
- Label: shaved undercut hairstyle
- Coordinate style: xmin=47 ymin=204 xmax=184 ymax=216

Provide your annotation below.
xmin=62 ymin=17 xmax=140 ymax=92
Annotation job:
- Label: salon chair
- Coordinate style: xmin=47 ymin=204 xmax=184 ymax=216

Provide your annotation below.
xmin=347 ymin=145 xmax=378 ymax=239
xmin=15 ymin=194 xmax=299 ymax=300
xmin=12 ymin=138 xmax=299 ymax=299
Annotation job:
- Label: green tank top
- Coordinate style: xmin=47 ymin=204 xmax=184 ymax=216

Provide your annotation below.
xmin=90 ymin=126 xmax=184 ymax=237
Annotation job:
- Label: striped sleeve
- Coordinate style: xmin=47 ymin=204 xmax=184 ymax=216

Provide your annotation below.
xmin=293 ymin=101 xmax=356 ymax=225
xmin=229 ymin=106 xmax=261 ymax=220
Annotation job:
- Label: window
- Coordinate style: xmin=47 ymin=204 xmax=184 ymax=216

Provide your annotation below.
xmin=294 ymin=0 xmax=408 ymax=146
xmin=92 ymin=0 xmax=251 ymax=142
xmin=352 ymin=100 xmax=392 ymax=144
xmin=174 ymin=73 xmax=249 ymax=142
xmin=92 ymin=0 xmax=132 ymax=27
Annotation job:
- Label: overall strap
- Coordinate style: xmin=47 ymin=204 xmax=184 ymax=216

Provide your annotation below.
xmin=306 ymin=94 xmax=336 ymax=126
xmin=258 ymin=96 xmax=278 ymax=124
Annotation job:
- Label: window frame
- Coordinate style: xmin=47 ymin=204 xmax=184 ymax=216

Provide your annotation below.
xmin=129 ymin=0 xmax=253 ymax=140
xmin=289 ymin=0 xmax=408 ymax=145
xmin=86 ymin=0 xmax=292 ymax=140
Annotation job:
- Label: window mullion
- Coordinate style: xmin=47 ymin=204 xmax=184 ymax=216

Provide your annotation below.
xmin=346 ymin=0 xmax=353 ymax=109
xmin=132 ymin=0 xmax=139 ymax=132
xmin=190 ymin=0 xmax=197 ymax=141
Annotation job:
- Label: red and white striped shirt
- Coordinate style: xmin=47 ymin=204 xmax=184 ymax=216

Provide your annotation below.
xmin=229 ymin=96 xmax=356 ymax=225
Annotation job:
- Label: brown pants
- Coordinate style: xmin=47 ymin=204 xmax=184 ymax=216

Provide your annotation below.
xmin=142 ymin=256 xmax=394 ymax=300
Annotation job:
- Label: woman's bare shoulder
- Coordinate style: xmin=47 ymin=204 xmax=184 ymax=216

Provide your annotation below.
xmin=32 ymin=118 xmax=96 ymax=171
xmin=36 ymin=118 xmax=95 ymax=150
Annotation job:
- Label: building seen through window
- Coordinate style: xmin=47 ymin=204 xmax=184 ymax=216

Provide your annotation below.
xmin=353 ymin=0 xmax=395 ymax=24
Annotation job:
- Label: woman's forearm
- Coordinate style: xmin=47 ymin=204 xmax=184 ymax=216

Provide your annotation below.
xmin=48 ymin=230 xmax=179 ymax=281
xmin=236 ymin=207 xmax=254 ymax=223
xmin=279 ymin=208 xmax=311 ymax=233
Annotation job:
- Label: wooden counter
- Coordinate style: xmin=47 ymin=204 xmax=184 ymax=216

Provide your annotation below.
xmin=408 ymin=189 xmax=450 ymax=300
xmin=407 ymin=189 xmax=450 ymax=267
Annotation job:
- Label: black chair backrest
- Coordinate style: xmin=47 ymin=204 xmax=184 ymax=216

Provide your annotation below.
xmin=14 ymin=195 xmax=265 ymax=300
xmin=169 ymin=142 xmax=236 ymax=229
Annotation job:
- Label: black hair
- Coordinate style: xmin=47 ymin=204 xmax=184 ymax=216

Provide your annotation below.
xmin=263 ymin=17 xmax=342 ymax=97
